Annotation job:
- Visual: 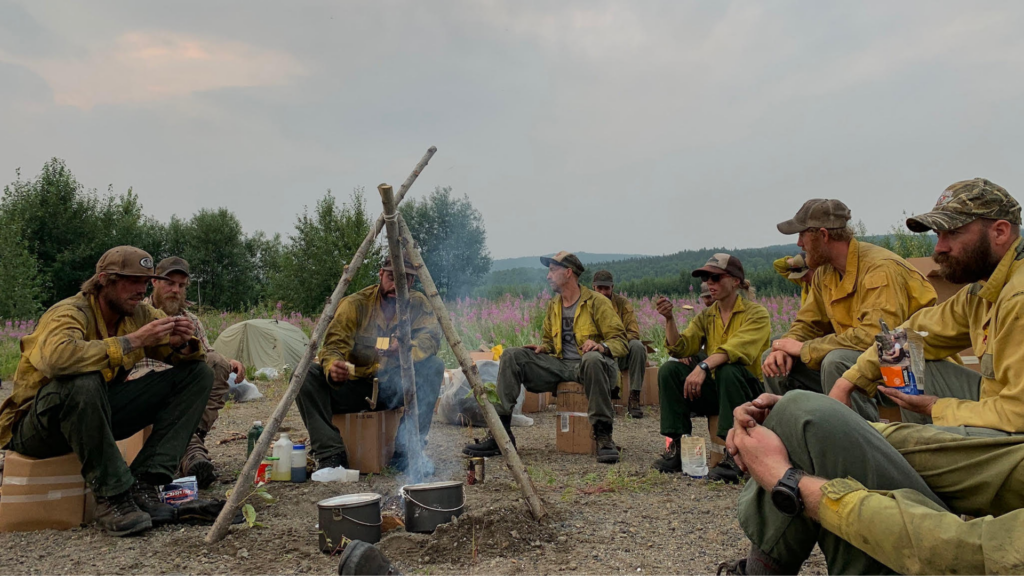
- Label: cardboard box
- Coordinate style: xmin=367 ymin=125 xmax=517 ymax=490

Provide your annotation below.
xmin=878 ymin=405 xmax=903 ymax=424
xmin=469 ymin=351 xmax=493 ymax=362
xmin=332 ymin=409 xmax=404 ymax=474
xmin=908 ymin=257 xmax=967 ymax=305
xmin=620 ymin=366 xmax=660 ymax=406
xmin=0 ymin=430 xmax=146 ymax=533
xmin=521 ymin=391 xmax=551 ymax=414
xmin=706 ymin=416 xmax=727 ymax=468
xmin=555 ymin=382 xmax=595 ymax=454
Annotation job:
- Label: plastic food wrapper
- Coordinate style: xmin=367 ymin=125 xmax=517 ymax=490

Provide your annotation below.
xmin=311 ymin=466 xmax=359 ymax=483
xmin=160 ymin=476 xmax=199 ymax=507
xmin=876 ymin=325 xmax=927 ymax=395
xmin=678 ymin=436 xmax=708 ymax=478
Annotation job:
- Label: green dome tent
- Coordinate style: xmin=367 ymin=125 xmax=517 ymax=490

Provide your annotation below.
xmin=214 ymin=319 xmax=310 ymax=372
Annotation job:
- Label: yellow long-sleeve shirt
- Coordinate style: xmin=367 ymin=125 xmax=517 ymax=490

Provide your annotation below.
xmin=0 ymin=292 xmax=204 ymax=448
xmin=773 ymin=255 xmax=812 ymax=305
xmin=784 ymin=239 xmax=937 ymax=370
xmin=319 ymin=284 xmax=441 ymax=380
xmin=666 ymin=296 xmax=771 ymax=380
xmin=844 ymin=238 xmax=1024 ymax=432
xmin=607 ymin=292 xmax=640 ymax=342
xmin=540 ymin=286 xmax=628 ymax=359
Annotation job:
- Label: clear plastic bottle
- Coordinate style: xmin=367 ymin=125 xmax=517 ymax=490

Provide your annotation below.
xmin=290 ymin=444 xmax=307 ymax=483
xmin=271 ymin=434 xmax=292 ymax=481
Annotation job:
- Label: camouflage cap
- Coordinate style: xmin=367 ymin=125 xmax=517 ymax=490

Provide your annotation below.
xmin=95 ymin=246 xmax=169 ymax=280
xmin=592 ymin=270 xmax=614 ymax=287
xmin=777 ymin=199 xmax=852 ymax=235
xmin=906 ymin=178 xmax=1021 ymax=233
xmin=540 ymin=251 xmax=585 ymax=277
xmin=155 ymin=256 xmax=190 ymax=277
xmin=699 ymin=282 xmax=711 ymax=297
xmin=692 ymin=253 xmax=745 ymax=282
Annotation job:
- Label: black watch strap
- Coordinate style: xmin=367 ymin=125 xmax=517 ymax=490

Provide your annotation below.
xmin=697 ymin=361 xmax=710 ymax=373
xmin=772 ymin=467 xmax=805 ymax=517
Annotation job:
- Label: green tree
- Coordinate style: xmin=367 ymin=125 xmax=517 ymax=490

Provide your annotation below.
xmin=269 ymin=188 xmax=383 ymax=314
xmin=876 ymin=213 xmax=935 ymax=259
xmin=0 ymin=224 xmax=45 ymax=318
xmin=400 ymin=186 xmax=492 ymax=299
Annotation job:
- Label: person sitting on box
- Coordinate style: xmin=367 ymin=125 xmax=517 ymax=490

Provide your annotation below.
xmin=126 ymin=256 xmax=246 ymax=489
xmin=652 ymin=254 xmax=770 ymax=482
xmin=699 ymin=281 xmax=714 ymax=308
xmin=761 ymin=198 xmax=939 ymax=423
xmin=463 ymin=251 xmax=629 ymax=464
xmin=591 ymin=269 xmax=648 ymax=419
xmin=296 ymin=254 xmax=444 ymax=473
xmin=828 ymin=178 xmax=1024 ymax=434
xmin=772 ymin=252 xmax=814 ymax=305
xmin=0 ymin=246 xmax=213 ymax=537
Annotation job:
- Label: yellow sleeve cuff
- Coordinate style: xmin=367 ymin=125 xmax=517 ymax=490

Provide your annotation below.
xmin=817 ymin=478 xmax=871 ymax=538
xmin=930 ymin=398 xmax=955 ymax=426
xmin=104 ymin=337 xmax=124 ymax=369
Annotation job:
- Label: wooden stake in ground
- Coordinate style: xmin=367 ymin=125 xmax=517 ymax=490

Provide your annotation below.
xmin=377 ymin=183 xmax=421 ymax=471
xmin=206 ymin=146 xmax=437 ymax=544
xmin=396 ymin=214 xmax=547 ymax=522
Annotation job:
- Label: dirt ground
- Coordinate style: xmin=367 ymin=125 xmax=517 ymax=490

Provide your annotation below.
xmin=0 ymin=380 xmax=826 ymax=575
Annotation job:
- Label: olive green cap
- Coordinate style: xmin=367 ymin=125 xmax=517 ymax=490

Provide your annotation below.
xmin=592 ymin=270 xmax=614 ymax=287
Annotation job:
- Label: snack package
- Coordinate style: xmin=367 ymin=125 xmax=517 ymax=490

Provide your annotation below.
xmin=160 ymin=476 xmax=199 ymax=507
xmin=876 ymin=327 xmax=926 ymax=395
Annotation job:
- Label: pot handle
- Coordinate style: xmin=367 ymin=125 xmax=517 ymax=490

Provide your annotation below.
xmin=400 ymin=488 xmax=467 ymax=513
xmin=333 ymin=509 xmax=383 ymax=526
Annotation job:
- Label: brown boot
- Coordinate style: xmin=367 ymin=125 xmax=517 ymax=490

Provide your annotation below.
xmin=95 ymin=489 xmax=152 ymax=536
xmin=592 ymin=421 xmax=620 ymax=464
xmin=180 ymin=430 xmax=217 ymax=489
xmin=627 ymin=390 xmax=643 ymax=419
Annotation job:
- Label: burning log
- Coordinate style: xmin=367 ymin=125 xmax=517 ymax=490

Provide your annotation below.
xmin=205 ymin=146 xmax=437 ymax=544
xmin=395 ymin=213 xmax=548 ymax=522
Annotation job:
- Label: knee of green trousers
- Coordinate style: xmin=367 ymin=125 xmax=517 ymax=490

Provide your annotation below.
xmin=658 ymin=360 xmax=697 ymax=436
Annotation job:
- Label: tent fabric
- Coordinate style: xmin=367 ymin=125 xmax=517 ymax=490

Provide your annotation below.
xmin=213 ymin=319 xmax=310 ymax=372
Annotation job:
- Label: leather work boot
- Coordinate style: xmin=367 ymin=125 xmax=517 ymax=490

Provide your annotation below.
xmin=185 ymin=430 xmax=218 ymax=489
xmin=95 ymin=489 xmax=153 ymax=536
xmin=627 ymin=390 xmax=643 ymax=419
xmin=131 ymin=480 xmax=176 ymax=525
xmin=462 ymin=414 xmax=515 ymax=457
xmin=592 ymin=421 xmax=620 ymax=464
xmin=653 ymin=437 xmax=683 ymax=473
xmin=708 ymin=452 xmax=744 ymax=484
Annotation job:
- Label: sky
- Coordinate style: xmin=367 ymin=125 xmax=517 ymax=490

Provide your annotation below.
xmin=2 ymin=1 xmax=1024 ymax=260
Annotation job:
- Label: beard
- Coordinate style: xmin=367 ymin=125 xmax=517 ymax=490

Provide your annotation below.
xmin=934 ymin=240 xmax=1000 ymax=284
xmin=103 ymin=290 xmax=141 ymax=317
xmin=153 ymin=290 xmax=185 ymax=315
xmin=804 ymin=239 xmax=829 ymax=270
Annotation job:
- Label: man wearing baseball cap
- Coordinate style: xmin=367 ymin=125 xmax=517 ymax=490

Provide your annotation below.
xmin=297 ymin=253 xmax=444 ymax=474
xmin=652 ymin=254 xmax=770 ymax=482
xmin=591 ymin=270 xmax=648 ymax=419
xmin=762 ymin=199 xmax=937 ymax=422
xmin=699 ymin=282 xmax=714 ymax=308
xmin=127 ymin=256 xmax=246 ymax=489
xmin=772 ymin=252 xmax=814 ymax=305
xmin=0 ymin=246 xmax=213 ymax=536
xmin=721 ymin=179 xmax=1024 ymax=575
xmin=463 ymin=251 xmax=628 ymax=464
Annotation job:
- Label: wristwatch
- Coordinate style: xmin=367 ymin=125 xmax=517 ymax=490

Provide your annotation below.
xmin=697 ymin=361 xmax=711 ymax=374
xmin=771 ymin=468 xmax=805 ymax=517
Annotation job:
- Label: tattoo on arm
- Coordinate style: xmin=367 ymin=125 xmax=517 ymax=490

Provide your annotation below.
xmin=119 ymin=336 xmax=136 ymax=354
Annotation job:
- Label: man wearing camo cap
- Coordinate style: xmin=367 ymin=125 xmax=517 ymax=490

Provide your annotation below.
xmin=591 ymin=270 xmax=648 ymax=419
xmin=720 ymin=181 xmax=1024 ymax=575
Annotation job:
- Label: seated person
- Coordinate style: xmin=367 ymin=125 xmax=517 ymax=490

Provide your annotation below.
xmin=699 ymin=282 xmax=714 ymax=308
xmin=762 ymin=198 xmax=937 ymax=422
xmin=296 ymin=255 xmax=444 ymax=472
xmin=592 ymin=269 xmax=648 ymax=419
xmin=772 ymin=252 xmax=813 ymax=304
xmin=0 ymin=246 xmax=212 ymax=537
xmin=652 ymin=254 xmax=770 ymax=483
xmin=463 ymin=251 xmax=628 ymax=464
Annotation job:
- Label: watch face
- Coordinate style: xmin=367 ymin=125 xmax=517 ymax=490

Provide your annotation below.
xmin=771 ymin=486 xmax=800 ymax=517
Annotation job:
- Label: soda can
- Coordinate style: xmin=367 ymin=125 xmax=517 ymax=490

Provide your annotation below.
xmin=471 ymin=457 xmax=485 ymax=484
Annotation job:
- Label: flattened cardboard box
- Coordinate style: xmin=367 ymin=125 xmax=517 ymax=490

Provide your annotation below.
xmin=333 ymin=408 xmax=404 ymax=474
xmin=0 ymin=430 xmax=146 ymax=532
xmin=555 ymin=382 xmax=595 ymax=454
xmin=622 ymin=366 xmax=660 ymax=407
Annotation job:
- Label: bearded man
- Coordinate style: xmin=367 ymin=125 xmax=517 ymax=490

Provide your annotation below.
xmin=761 ymin=199 xmax=939 ymax=422
xmin=127 ymin=257 xmax=245 ymax=489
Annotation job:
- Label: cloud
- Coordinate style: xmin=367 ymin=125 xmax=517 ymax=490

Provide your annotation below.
xmin=1 ymin=31 xmax=307 ymax=108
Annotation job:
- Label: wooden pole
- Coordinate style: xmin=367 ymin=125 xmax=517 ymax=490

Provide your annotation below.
xmin=395 ymin=214 xmax=547 ymax=521
xmin=206 ymin=146 xmax=437 ymax=543
xmin=377 ymin=183 xmax=422 ymax=471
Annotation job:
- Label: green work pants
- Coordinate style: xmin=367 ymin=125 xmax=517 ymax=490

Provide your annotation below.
xmin=296 ymin=356 xmax=445 ymax=460
xmin=9 ymin=361 xmax=213 ymax=497
xmin=616 ymin=339 xmax=648 ymax=393
xmin=496 ymin=347 xmax=617 ymax=426
xmin=658 ymin=360 xmax=762 ymax=440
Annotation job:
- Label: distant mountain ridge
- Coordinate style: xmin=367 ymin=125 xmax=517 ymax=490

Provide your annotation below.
xmin=490 ymin=252 xmax=649 ymax=272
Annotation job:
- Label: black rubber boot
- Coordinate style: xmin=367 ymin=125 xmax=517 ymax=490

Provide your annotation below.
xmin=462 ymin=415 xmax=515 ymax=457
xmin=627 ymin=390 xmax=643 ymax=419
xmin=708 ymin=452 xmax=743 ymax=484
xmin=653 ymin=437 xmax=682 ymax=473
xmin=593 ymin=421 xmax=620 ymax=464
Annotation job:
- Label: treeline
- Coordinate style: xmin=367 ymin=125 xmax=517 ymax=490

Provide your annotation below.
xmin=0 ymin=158 xmax=492 ymax=318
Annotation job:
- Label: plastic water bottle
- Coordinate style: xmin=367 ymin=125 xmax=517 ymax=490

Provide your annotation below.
xmin=290 ymin=444 xmax=307 ymax=483
xmin=271 ymin=434 xmax=292 ymax=481
xmin=246 ymin=421 xmax=264 ymax=458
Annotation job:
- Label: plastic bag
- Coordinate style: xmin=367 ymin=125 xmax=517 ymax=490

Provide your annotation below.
xmin=876 ymin=328 xmax=926 ymax=395
xmin=160 ymin=476 xmax=199 ymax=507
xmin=311 ymin=466 xmax=359 ymax=483
xmin=227 ymin=379 xmax=264 ymax=402
xmin=437 ymin=360 xmax=534 ymax=427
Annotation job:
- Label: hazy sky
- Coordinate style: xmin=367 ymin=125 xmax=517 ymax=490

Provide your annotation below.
xmin=3 ymin=1 xmax=1024 ymax=259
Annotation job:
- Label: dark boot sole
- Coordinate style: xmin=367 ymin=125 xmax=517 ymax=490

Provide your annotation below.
xmin=596 ymin=453 xmax=620 ymax=464
xmin=462 ymin=446 xmax=502 ymax=457
xmin=628 ymin=410 xmax=644 ymax=419
xmin=708 ymin=473 xmax=741 ymax=484
xmin=653 ymin=462 xmax=683 ymax=474
xmin=189 ymin=459 xmax=217 ymax=490
xmin=104 ymin=517 xmax=153 ymax=537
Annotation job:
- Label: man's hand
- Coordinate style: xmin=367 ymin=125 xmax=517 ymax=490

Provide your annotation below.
xmin=580 ymin=340 xmax=607 ymax=354
xmin=771 ymin=338 xmax=803 ymax=357
xmin=655 ymin=297 xmax=674 ymax=320
xmin=229 ymin=360 xmax=246 ymax=381
xmin=878 ymin=388 xmax=938 ymax=416
xmin=522 ymin=344 xmax=546 ymax=354
xmin=683 ymin=366 xmax=706 ymax=400
xmin=680 ymin=356 xmax=694 ymax=366
xmin=828 ymin=378 xmax=858 ymax=408
xmin=762 ymin=350 xmax=794 ymax=378
xmin=380 ymin=337 xmax=400 ymax=357
xmin=732 ymin=393 xmax=781 ymax=430
xmin=328 ymin=360 xmax=350 ymax=383
xmin=128 ymin=317 xmax=179 ymax=350
xmin=168 ymin=317 xmax=195 ymax=348
xmin=731 ymin=424 xmax=793 ymax=491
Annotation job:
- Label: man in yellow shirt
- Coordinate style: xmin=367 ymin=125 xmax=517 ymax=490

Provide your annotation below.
xmin=463 ymin=252 xmax=628 ymax=464
xmin=762 ymin=199 xmax=938 ymax=422
xmin=0 ymin=247 xmax=212 ymax=537
xmin=720 ymin=179 xmax=1024 ymax=575
xmin=652 ymin=254 xmax=770 ymax=483
xmin=591 ymin=270 xmax=648 ymax=419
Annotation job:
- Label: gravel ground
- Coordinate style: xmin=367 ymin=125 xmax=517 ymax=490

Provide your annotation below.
xmin=0 ymin=380 xmax=826 ymax=575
